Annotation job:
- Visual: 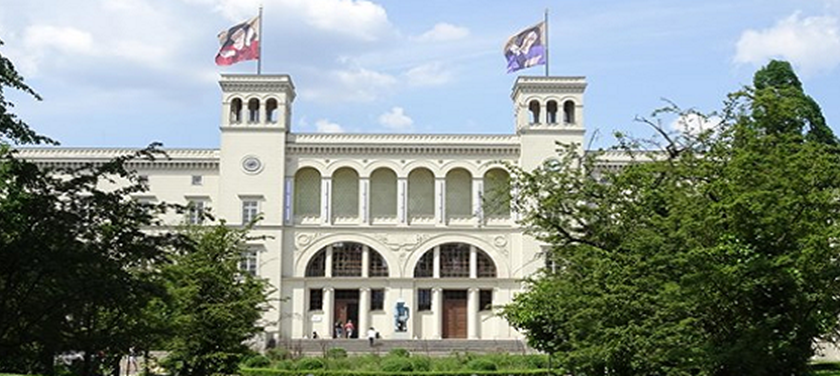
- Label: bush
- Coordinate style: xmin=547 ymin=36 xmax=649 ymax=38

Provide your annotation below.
xmin=525 ymin=355 xmax=549 ymax=369
xmin=271 ymin=360 xmax=293 ymax=370
xmin=242 ymin=355 xmax=271 ymax=368
xmin=381 ymin=357 xmax=413 ymax=373
xmin=266 ymin=347 xmax=290 ymax=361
xmin=410 ymin=356 xmax=432 ymax=372
xmin=466 ymin=358 xmax=498 ymax=371
xmin=326 ymin=347 xmax=348 ymax=359
xmin=387 ymin=348 xmax=410 ymax=358
xmin=296 ymin=357 xmax=325 ymax=370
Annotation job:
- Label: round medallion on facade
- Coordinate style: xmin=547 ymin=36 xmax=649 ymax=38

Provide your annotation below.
xmin=241 ymin=156 xmax=263 ymax=174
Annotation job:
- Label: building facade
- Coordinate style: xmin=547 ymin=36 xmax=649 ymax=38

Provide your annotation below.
xmin=19 ymin=74 xmax=600 ymax=341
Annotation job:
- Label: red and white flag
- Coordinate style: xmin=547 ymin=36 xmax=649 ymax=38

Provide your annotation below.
xmin=215 ymin=16 xmax=260 ymax=66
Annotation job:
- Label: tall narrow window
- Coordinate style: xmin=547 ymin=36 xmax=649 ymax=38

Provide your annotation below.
xmin=529 ymin=100 xmax=541 ymax=124
xmin=479 ymin=289 xmax=493 ymax=311
xmin=371 ymin=289 xmax=385 ymax=311
xmin=230 ymin=98 xmax=243 ymax=123
xmin=242 ymin=200 xmax=259 ymax=224
xmin=265 ymin=98 xmax=278 ymax=123
xmin=188 ymin=200 xmax=206 ymax=225
xmin=309 ymin=289 xmax=323 ymax=311
xmin=417 ymin=289 xmax=432 ymax=311
xmin=563 ymin=100 xmax=576 ymax=124
xmin=248 ymin=98 xmax=260 ymax=123
xmin=547 ymin=100 xmax=558 ymax=124
xmin=240 ymin=248 xmax=257 ymax=276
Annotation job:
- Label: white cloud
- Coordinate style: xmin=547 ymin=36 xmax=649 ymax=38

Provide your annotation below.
xmin=734 ymin=12 xmax=840 ymax=76
xmin=414 ymin=22 xmax=469 ymax=42
xmin=302 ymin=67 xmax=397 ymax=102
xmin=205 ymin=0 xmax=391 ymax=41
xmin=378 ymin=107 xmax=413 ymax=131
xmin=315 ymin=119 xmax=345 ymax=133
xmin=24 ymin=25 xmax=96 ymax=55
xmin=670 ymin=113 xmax=722 ymax=137
xmin=405 ymin=61 xmax=453 ymax=86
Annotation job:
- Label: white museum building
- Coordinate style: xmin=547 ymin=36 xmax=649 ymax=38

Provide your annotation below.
xmin=18 ymin=74 xmax=627 ymax=341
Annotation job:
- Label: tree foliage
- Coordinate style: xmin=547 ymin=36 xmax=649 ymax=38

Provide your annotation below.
xmin=160 ymin=224 xmax=270 ymax=376
xmin=501 ymin=60 xmax=840 ymax=376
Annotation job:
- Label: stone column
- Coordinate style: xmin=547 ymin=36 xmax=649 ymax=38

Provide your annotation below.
xmin=467 ymin=287 xmax=479 ymax=339
xmin=360 ymin=177 xmax=370 ymax=225
xmin=284 ymin=177 xmax=293 ymax=225
xmin=472 ymin=178 xmax=483 ymax=226
xmin=397 ymin=177 xmax=407 ymax=225
xmin=325 ymin=245 xmax=333 ymax=278
xmin=435 ymin=177 xmax=445 ymax=225
xmin=359 ymin=288 xmax=370 ymax=338
xmin=469 ymin=245 xmax=477 ymax=279
xmin=324 ymin=287 xmax=334 ymax=338
xmin=361 ymin=245 xmax=370 ymax=278
xmin=431 ymin=287 xmax=443 ymax=339
xmin=321 ymin=177 xmax=331 ymax=225
xmin=433 ymin=246 xmax=441 ymax=279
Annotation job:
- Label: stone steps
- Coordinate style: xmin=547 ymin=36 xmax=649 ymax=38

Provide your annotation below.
xmin=277 ymin=339 xmax=535 ymax=356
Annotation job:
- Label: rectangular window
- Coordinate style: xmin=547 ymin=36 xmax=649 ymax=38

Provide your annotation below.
xmin=188 ymin=200 xmax=205 ymax=225
xmin=309 ymin=289 xmax=323 ymax=311
xmin=479 ymin=289 xmax=493 ymax=311
xmin=191 ymin=175 xmax=203 ymax=185
xmin=371 ymin=289 xmax=385 ymax=311
xmin=417 ymin=289 xmax=432 ymax=311
xmin=242 ymin=200 xmax=259 ymax=224
xmin=138 ymin=175 xmax=149 ymax=184
xmin=239 ymin=248 xmax=257 ymax=276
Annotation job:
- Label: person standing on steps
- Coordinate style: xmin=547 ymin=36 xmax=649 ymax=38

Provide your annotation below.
xmin=367 ymin=327 xmax=377 ymax=347
xmin=344 ymin=319 xmax=355 ymax=338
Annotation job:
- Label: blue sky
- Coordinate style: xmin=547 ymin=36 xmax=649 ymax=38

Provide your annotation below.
xmin=1 ymin=0 xmax=839 ymax=149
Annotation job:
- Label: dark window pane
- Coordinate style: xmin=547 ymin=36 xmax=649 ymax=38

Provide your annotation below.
xmin=371 ymin=289 xmax=385 ymax=311
xmin=414 ymin=251 xmax=433 ymax=278
xmin=369 ymin=251 xmax=389 ymax=277
xmin=306 ymin=250 xmax=326 ymax=277
xmin=479 ymin=289 xmax=493 ymax=311
xmin=309 ymin=289 xmax=323 ymax=311
xmin=418 ymin=289 xmax=432 ymax=311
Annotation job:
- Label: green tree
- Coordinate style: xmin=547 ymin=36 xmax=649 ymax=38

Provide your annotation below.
xmin=1 ymin=39 xmax=185 ymax=376
xmin=501 ymin=60 xmax=840 ymax=376
xmin=161 ymin=223 xmax=270 ymax=376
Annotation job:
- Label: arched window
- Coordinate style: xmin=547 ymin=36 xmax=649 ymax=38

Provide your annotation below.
xmin=408 ymin=168 xmax=434 ymax=222
xmin=370 ymin=168 xmax=397 ymax=222
xmin=547 ymin=100 xmax=558 ymax=124
xmin=294 ymin=168 xmax=321 ymax=218
xmin=483 ymin=168 xmax=511 ymax=218
xmin=265 ymin=98 xmax=278 ymax=123
xmin=248 ymin=98 xmax=260 ymax=123
xmin=563 ymin=100 xmax=575 ymax=124
xmin=305 ymin=250 xmax=326 ymax=277
xmin=529 ymin=100 xmax=541 ymax=124
xmin=445 ymin=168 xmax=472 ymax=220
xmin=230 ymin=98 xmax=243 ymax=123
xmin=305 ymin=242 xmax=389 ymax=277
xmin=332 ymin=168 xmax=359 ymax=220
xmin=413 ymin=243 xmax=497 ymax=278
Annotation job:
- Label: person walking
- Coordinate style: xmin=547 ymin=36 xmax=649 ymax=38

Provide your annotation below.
xmin=367 ymin=327 xmax=377 ymax=347
xmin=344 ymin=319 xmax=355 ymax=338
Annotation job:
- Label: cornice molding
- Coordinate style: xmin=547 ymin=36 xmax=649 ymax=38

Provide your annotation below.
xmin=14 ymin=148 xmax=220 ymax=170
xmin=287 ymin=133 xmax=521 ymax=156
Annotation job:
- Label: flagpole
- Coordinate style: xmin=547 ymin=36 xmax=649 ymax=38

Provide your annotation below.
xmin=544 ymin=8 xmax=549 ymax=77
xmin=257 ymin=4 xmax=263 ymax=75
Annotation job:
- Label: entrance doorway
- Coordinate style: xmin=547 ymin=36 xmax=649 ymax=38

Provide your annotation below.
xmin=334 ymin=289 xmax=359 ymax=338
xmin=442 ymin=290 xmax=467 ymax=338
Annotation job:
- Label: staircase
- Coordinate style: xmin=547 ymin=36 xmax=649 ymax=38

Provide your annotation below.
xmin=277 ymin=339 xmax=536 ymax=356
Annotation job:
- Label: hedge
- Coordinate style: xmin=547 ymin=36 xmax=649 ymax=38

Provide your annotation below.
xmin=241 ymin=368 xmax=557 ymax=376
